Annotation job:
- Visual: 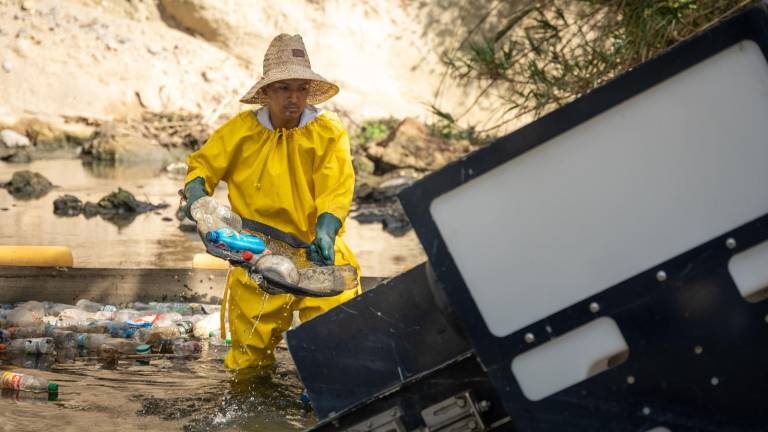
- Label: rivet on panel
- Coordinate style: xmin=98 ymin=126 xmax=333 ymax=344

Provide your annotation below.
xmin=725 ymin=238 xmax=737 ymax=249
xmin=656 ymin=271 xmax=667 ymax=282
xmin=694 ymin=345 xmax=703 ymax=355
xmin=642 ymin=407 xmax=651 ymax=416
xmin=627 ymin=375 xmax=636 ymax=384
xmin=524 ymin=333 xmax=535 ymax=344
xmin=710 ymin=377 xmax=719 ymax=386
xmin=589 ymin=302 xmax=600 ymax=313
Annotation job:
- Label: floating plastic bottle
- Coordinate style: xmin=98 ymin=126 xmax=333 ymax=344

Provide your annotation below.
xmin=75 ymin=299 xmax=105 ymax=313
xmin=1 ymin=371 xmax=58 ymax=393
xmin=9 ymin=323 xmax=47 ymax=339
xmin=172 ymin=340 xmax=202 ymax=356
xmin=1 ymin=388 xmax=58 ymax=402
xmin=135 ymin=344 xmax=151 ymax=365
xmin=77 ymin=333 xmax=111 ymax=352
xmin=175 ymin=320 xmax=194 ymax=335
xmin=2 ymin=338 xmax=55 ymax=355
xmin=7 ymin=302 xmax=45 ymax=327
xmin=100 ymin=338 xmax=138 ymax=355
xmin=193 ymin=313 xmax=221 ymax=339
xmin=190 ymin=196 xmax=243 ymax=234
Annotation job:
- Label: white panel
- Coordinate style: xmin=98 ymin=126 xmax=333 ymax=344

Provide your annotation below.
xmin=511 ymin=317 xmax=628 ymax=401
xmin=729 ymin=239 xmax=768 ymax=302
xmin=430 ymin=40 xmax=768 ymax=337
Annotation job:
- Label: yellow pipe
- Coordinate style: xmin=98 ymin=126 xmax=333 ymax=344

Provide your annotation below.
xmin=0 ymin=245 xmax=74 ymax=267
xmin=192 ymin=253 xmax=229 ymax=270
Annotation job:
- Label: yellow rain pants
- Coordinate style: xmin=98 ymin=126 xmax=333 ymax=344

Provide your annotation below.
xmin=185 ymin=110 xmax=361 ymax=369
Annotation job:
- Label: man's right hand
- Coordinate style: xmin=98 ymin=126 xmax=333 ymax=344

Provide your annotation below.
xmin=182 ymin=177 xmax=209 ymax=221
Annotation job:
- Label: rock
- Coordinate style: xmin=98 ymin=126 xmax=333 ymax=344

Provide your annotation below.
xmin=53 ymin=194 xmax=83 ymax=216
xmin=352 ymin=155 xmax=375 ymax=175
xmin=353 ymin=202 xmax=411 ymax=237
xmin=1 ymin=149 xmax=32 ymax=163
xmin=1 ymin=170 xmax=53 ymax=199
xmin=0 ymin=129 xmax=31 ymax=147
xmin=82 ymin=122 xmax=170 ymax=163
xmin=365 ymin=118 xmax=472 ymax=173
xmin=17 ymin=117 xmax=93 ymax=150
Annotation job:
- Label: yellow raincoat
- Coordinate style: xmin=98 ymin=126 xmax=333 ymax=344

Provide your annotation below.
xmin=185 ymin=109 xmax=361 ymax=369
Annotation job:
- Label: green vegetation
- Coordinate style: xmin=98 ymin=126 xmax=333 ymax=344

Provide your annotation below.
xmin=433 ymin=0 xmax=753 ymax=135
xmin=350 ymin=117 xmax=400 ymax=149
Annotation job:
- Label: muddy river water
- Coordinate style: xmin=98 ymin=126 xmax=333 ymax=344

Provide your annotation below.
xmin=0 ymin=158 xmax=427 ymax=432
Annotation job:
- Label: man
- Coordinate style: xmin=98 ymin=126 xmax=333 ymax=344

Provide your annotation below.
xmin=182 ymin=34 xmax=361 ymax=370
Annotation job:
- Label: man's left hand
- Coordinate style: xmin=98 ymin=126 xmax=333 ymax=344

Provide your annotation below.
xmin=309 ymin=213 xmax=341 ymax=266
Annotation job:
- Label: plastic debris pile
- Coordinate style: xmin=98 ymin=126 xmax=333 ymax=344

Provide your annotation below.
xmin=0 ymin=299 xmax=230 ymax=396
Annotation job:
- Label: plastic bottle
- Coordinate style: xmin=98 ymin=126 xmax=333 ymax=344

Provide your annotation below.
xmin=44 ymin=303 xmax=76 ymax=317
xmin=50 ymin=330 xmax=78 ymax=363
xmin=115 ymin=309 xmax=143 ymax=322
xmin=93 ymin=310 xmax=116 ymax=321
xmin=193 ymin=313 xmax=221 ymax=339
xmin=7 ymin=302 xmax=45 ymax=327
xmin=3 ymin=338 xmax=55 ymax=355
xmin=1 ymin=388 xmax=58 ymax=402
xmin=175 ymin=320 xmax=194 ymax=336
xmin=172 ymin=340 xmax=202 ymax=356
xmin=208 ymin=332 xmax=231 ymax=355
xmin=77 ymin=333 xmax=111 ymax=352
xmin=135 ymin=344 xmax=151 ymax=365
xmin=154 ymin=312 xmax=183 ymax=328
xmin=76 ymin=299 xmax=104 ymax=313
xmin=58 ymin=308 xmax=94 ymax=323
xmin=1 ymin=371 xmax=58 ymax=393
xmin=190 ymin=196 xmax=243 ymax=234
xmin=9 ymin=323 xmax=47 ymax=339
xmin=206 ymin=228 xmax=266 ymax=255
xmin=142 ymin=332 xmax=173 ymax=354
xmin=100 ymin=338 xmax=138 ymax=355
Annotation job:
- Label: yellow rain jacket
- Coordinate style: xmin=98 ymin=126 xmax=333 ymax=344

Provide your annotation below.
xmin=185 ymin=109 xmax=361 ymax=370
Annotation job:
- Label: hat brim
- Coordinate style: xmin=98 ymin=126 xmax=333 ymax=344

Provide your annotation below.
xmin=239 ymin=70 xmax=339 ymax=105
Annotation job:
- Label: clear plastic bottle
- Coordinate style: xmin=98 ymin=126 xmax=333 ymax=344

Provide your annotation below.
xmin=100 ymin=338 xmax=138 ymax=355
xmin=1 ymin=371 xmax=58 ymax=393
xmin=1 ymin=388 xmax=59 ymax=401
xmin=78 ymin=333 xmax=111 ymax=352
xmin=9 ymin=323 xmax=47 ymax=339
xmin=172 ymin=340 xmax=202 ymax=356
xmin=75 ymin=299 xmax=104 ymax=313
xmin=58 ymin=308 xmax=94 ymax=323
xmin=193 ymin=313 xmax=221 ymax=339
xmin=4 ymin=338 xmax=55 ymax=355
xmin=7 ymin=302 xmax=45 ymax=327
xmin=175 ymin=320 xmax=194 ymax=335
xmin=190 ymin=196 xmax=243 ymax=234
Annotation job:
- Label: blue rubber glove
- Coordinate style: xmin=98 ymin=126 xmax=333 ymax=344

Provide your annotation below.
xmin=308 ymin=213 xmax=341 ymax=266
xmin=182 ymin=177 xmax=208 ymax=221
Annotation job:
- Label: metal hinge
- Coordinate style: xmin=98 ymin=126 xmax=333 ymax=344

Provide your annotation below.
xmin=346 ymin=406 xmax=407 ymax=432
xmin=420 ymin=391 xmax=489 ymax=432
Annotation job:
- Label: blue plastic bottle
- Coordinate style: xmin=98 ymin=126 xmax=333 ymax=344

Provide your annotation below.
xmin=205 ymin=228 xmax=266 ymax=254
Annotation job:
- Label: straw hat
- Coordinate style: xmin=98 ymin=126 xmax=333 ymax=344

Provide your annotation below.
xmin=239 ymin=34 xmax=339 ymax=105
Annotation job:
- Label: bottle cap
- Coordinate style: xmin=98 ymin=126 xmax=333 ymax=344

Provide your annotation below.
xmin=242 ymin=251 xmax=253 ymax=261
xmin=225 ymin=337 xmax=231 ymax=346
xmin=136 ymin=344 xmax=151 ymax=354
xmin=48 ymin=383 xmax=59 ymax=393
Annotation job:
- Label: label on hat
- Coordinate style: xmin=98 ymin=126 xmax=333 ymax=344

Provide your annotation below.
xmin=292 ymin=49 xmax=305 ymax=58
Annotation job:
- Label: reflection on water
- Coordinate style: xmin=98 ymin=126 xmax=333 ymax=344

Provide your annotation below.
xmin=0 ymin=158 xmax=426 ymax=273
xmin=0 ymin=346 xmax=312 ymax=432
